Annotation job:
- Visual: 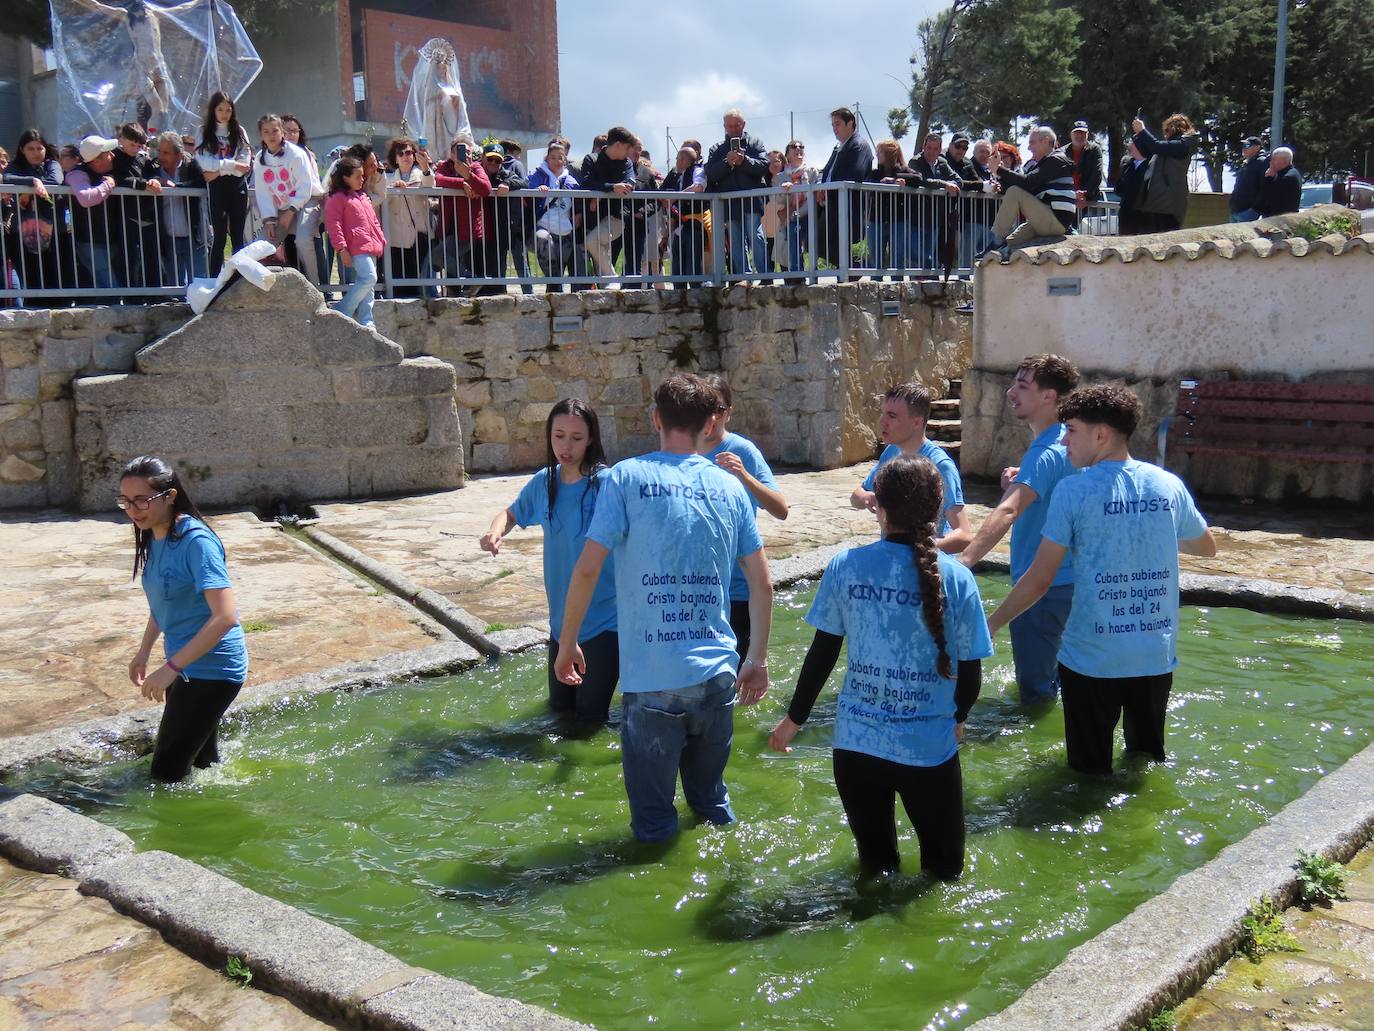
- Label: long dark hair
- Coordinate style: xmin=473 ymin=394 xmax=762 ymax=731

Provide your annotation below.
xmin=200 ymin=91 xmax=245 ymax=156
xmin=14 ymin=128 xmax=55 ymax=164
xmin=544 ymin=398 xmax=608 ymax=523
xmin=328 ymin=155 xmax=363 ymax=194
xmin=120 ymin=456 xmax=213 ymax=580
xmin=874 ymin=455 xmax=952 ymax=679
xmin=280 ymin=113 xmax=310 ymax=150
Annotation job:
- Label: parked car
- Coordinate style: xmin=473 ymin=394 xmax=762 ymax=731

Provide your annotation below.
xmin=1300 ymin=183 xmax=1334 ymax=209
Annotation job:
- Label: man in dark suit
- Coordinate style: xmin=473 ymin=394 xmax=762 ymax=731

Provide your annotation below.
xmin=1063 ymin=119 xmax=1103 ymax=227
xmin=818 ymin=106 xmax=874 ymax=276
xmin=1254 ymin=147 xmax=1302 ymax=217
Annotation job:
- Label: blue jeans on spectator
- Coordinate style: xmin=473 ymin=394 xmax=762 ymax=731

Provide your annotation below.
xmin=77 ymin=242 xmax=117 ymax=290
xmin=1230 ymin=209 xmax=1261 ymax=223
xmin=620 ymin=672 xmax=738 ymax=842
xmin=723 ymin=204 xmax=765 ymax=277
xmin=786 ymin=217 xmax=809 ymax=272
xmin=865 ymin=219 xmax=911 ymax=276
xmin=333 ymin=253 xmax=377 ymax=327
xmin=1009 ymin=583 xmax=1074 ymax=704
xmin=960 ymin=222 xmax=993 ymax=271
xmin=162 ymin=235 xmax=209 ymax=286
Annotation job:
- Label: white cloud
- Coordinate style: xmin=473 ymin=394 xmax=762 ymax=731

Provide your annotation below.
xmin=633 ymin=73 xmax=767 ymax=141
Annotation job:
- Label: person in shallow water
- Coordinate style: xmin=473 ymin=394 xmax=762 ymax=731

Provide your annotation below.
xmin=555 ymin=373 xmax=773 ymax=843
xmin=698 ymin=373 xmax=789 ymax=660
xmin=987 ymin=385 xmax=1217 ymax=775
xmin=770 ymin=455 xmax=993 ymax=879
xmin=119 ymin=455 xmax=248 ymax=783
xmin=480 ymin=398 xmax=620 ymax=724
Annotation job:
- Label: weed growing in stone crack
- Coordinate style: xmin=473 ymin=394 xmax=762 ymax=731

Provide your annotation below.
xmin=1137 ymin=1010 xmax=1176 ymax=1031
xmin=241 ymin=619 xmax=274 ymax=633
xmin=1239 ymin=895 xmax=1302 ymax=962
xmin=224 ymin=955 xmax=253 ymax=987
xmin=485 ymin=623 xmax=515 ymax=633
xmin=1294 ymin=850 xmax=1348 ymax=906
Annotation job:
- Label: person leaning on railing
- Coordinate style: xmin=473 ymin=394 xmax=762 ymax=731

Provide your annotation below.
xmin=660 ymin=144 xmax=708 ymax=287
xmin=382 ymin=135 xmax=436 ymax=298
xmin=2 ymin=128 xmax=66 ymax=296
xmin=527 ymin=140 xmax=585 ymax=291
xmin=946 ymin=135 xmax=995 ymax=270
xmin=65 ymin=135 xmax=122 ymax=290
xmin=150 ymin=131 xmax=208 ymax=285
xmin=775 ymin=140 xmax=819 ymax=274
xmin=905 ymin=132 xmax=964 ymax=275
xmin=476 ymin=141 xmax=529 ymax=296
xmin=582 ymin=126 xmax=637 ymax=281
xmin=112 ymin=122 xmax=166 ymax=291
xmin=428 ymin=133 xmax=492 ymax=295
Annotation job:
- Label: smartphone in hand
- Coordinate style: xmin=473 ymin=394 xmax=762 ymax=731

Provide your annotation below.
xmin=730 ymin=137 xmax=741 ymax=153
xmin=456 ymin=143 xmax=469 ymax=163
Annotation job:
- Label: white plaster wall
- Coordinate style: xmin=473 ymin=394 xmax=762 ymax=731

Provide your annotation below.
xmin=973 ymin=249 xmax=1374 ymax=380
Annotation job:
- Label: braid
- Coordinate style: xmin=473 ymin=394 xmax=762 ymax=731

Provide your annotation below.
xmin=873 ymin=453 xmax=952 ymax=679
xmin=912 ymin=534 xmax=952 ymax=679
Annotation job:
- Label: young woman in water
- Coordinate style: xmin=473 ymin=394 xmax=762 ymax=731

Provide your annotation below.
xmin=769 ymin=455 xmax=992 ymax=879
xmin=120 ymin=456 xmax=248 ymax=783
xmin=479 ymin=399 xmax=620 ymax=724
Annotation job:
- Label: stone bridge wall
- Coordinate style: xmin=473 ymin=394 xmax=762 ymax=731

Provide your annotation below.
xmin=0 ymin=281 xmax=972 ymax=510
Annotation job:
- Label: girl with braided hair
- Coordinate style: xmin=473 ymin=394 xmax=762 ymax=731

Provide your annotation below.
xmin=770 ymin=455 xmax=992 ymax=878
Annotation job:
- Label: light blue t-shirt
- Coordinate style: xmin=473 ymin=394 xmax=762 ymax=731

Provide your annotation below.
xmin=1011 ymin=423 xmax=1076 ymax=587
xmin=586 ymin=451 xmax=763 ymax=694
xmin=140 ymin=516 xmax=248 ymax=682
xmin=1042 ymin=459 xmax=1207 ymax=679
xmin=704 ymin=432 xmax=779 ymax=603
xmin=510 ymin=466 xmax=617 ymax=642
xmin=862 ymin=440 xmax=964 ymax=538
xmin=807 ymin=540 xmax=993 ymax=766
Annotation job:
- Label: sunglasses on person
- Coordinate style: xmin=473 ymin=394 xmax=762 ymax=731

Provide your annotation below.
xmin=116 ymin=490 xmax=172 ymax=511
xmin=399 ymin=147 xmax=416 ymax=155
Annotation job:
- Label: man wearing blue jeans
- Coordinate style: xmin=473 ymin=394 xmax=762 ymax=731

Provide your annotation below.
xmin=556 ymin=374 xmax=773 ymax=842
xmin=960 ymin=354 xmax=1081 ymax=703
xmin=705 ymin=110 xmax=770 ymax=278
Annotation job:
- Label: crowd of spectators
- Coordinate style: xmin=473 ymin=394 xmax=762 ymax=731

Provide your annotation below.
xmin=0 ymin=95 xmax=1309 ymax=307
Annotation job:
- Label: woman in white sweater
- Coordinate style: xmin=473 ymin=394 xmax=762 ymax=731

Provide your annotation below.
xmin=382 ymin=136 xmax=436 ymax=298
xmin=252 ymin=113 xmax=320 ymax=283
xmin=196 ymin=93 xmax=252 ymax=275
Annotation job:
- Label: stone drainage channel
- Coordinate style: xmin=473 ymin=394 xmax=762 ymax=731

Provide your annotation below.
xmin=0 ymin=533 xmax=1371 ymax=1031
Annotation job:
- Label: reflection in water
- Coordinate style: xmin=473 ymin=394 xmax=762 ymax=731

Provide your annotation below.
xmin=431 ymin=836 xmax=673 ymax=906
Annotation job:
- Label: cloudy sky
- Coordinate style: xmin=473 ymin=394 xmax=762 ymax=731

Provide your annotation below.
xmin=556 ymin=2 xmax=947 ymax=163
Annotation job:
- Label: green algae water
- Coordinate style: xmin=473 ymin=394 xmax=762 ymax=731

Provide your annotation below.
xmin=12 ymin=577 xmax=1374 ymax=1030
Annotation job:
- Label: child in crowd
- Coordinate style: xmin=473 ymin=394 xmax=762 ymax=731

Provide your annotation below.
xmin=527 ymin=141 xmax=585 ymax=289
xmin=700 ymin=374 xmax=788 ymax=658
xmin=988 ymin=385 xmax=1217 ymax=774
xmin=196 ymin=91 xmax=252 ymax=276
xmin=556 ymin=374 xmax=772 ymax=843
xmin=851 ymin=381 xmax=970 ymax=553
xmin=480 ymin=399 xmax=620 ymax=725
xmin=771 ymin=455 xmax=992 ymax=878
xmin=119 ymin=455 xmax=248 ymax=784
xmin=324 ymin=155 xmax=385 ymax=328
xmin=252 ymin=113 xmax=318 ymax=280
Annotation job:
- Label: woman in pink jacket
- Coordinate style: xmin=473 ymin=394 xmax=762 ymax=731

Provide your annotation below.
xmin=324 ymin=156 xmax=386 ymax=328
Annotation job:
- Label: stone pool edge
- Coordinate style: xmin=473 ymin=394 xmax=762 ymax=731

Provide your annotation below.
xmin=967 ymin=739 xmax=1374 ymax=1031
xmin=0 ymin=793 xmax=588 ymax=1031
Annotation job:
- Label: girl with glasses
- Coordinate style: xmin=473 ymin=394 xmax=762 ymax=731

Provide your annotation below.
xmin=118 ymin=456 xmax=248 ymax=783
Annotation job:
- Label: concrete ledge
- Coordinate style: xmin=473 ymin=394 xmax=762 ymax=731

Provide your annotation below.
xmin=79 ymin=849 xmax=585 ymax=1030
xmin=485 ymin=626 xmax=549 ymax=654
xmin=969 ymin=740 xmax=1374 ymax=1031
xmin=0 ymin=792 xmax=134 ymax=878
xmin=302 ymin=526 xmax=500 ymax=656
xmin=0 ymin=640 xmax=483 ymax=778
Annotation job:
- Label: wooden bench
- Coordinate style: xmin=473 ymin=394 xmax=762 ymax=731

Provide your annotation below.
xmin=1164 ymin=380 xmax=1374 ymax=465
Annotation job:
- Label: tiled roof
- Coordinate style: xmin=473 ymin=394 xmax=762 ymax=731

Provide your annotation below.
xmin=997 ymin=205 xmax=1374 ymax=266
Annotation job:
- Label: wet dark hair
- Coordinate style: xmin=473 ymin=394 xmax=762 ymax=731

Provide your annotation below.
xmin=884 ymin=381 xmax=934 ymax=421
xmin=701 ymin=372 xmax=732 ymax=411
xmin=119 ymin=455 xmax=213 ymax=580
xmin=15 ymin=128 xmax=55 ymax=162
xmin=1016 ymin=353 xmax=1080 ymax=397
xmin=199 ymin=92 xmax=244 ymax=157
xmin=543 ymin=398 xmax=608 ymax=523
xmin=874 ymin=455 xmax=951 ymax=679
xmin=328 ymin=155 xmax=363 ymax=194
xmin=654 ymin=374 xmax=719 ymax=435
xmin=1058 ymin=384 xmax=1142 ymax=438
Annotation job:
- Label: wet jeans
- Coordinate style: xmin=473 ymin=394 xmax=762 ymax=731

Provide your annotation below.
xmin=619 ymin=672 xmax=737 ymax=842
xmin=1008 ymin=583 xmax=1073 ymax=703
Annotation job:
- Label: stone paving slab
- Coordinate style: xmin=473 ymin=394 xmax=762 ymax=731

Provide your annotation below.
xmin=1176 ymin=843 xmax=1374 ymax=1030
xmin=0 ymin=509 xmax=441 ymax=740
xmin=0 ymin=856 xmax=336 ymax=1030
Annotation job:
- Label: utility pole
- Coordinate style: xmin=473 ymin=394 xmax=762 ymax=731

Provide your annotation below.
xmin=1270 ymin=0 xmax=1289 ymax=146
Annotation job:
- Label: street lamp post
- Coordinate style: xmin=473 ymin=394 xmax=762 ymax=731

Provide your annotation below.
xmin=1270 ymin=0 xmax=1289 ymax=147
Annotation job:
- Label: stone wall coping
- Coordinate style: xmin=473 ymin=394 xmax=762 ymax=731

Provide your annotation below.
xmin=0 ymin=792 xmax=135 ymax=878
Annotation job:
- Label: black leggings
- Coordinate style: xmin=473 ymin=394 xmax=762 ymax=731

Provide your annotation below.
xmin=1059 ymin=664 xmax=1172 ymax=774
xmin=207 ymin=180 xmax=248 ymax=276
xmin=149 ymin=677 xmax=243 ymax=783
xmin=832 ymin=748 xmax=964 ymax=879
xmin=729 ymin=600 xmax=750 ymax=661
xmin=546 ymin=630 xmax=620 ymax=724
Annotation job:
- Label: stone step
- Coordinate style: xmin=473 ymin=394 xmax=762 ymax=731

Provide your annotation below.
xmin=928 ymin=419 xmax=962 ymax=442
xmin=940 ymin=439 xmax=961 ymax=466
xmin=931 ymin=398 xmax=961 ymax=417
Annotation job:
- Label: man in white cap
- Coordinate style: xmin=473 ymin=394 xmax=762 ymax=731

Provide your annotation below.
xmin=1063 ymin=119 xmax=1103 ymax=228
xmin=66 ymin=136 xmax=123 ymax=289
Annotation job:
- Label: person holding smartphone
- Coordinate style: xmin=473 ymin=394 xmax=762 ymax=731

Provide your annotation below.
xmin=705 ymin=108 xmax=771 ymax=279
xmin=428 ymin=133 xmax=492 ymax=294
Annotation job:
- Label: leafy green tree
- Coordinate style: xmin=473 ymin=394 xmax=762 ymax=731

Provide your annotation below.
xmin=887 ymin=106 xmax=912 ymax=141
xmin=1288 ymin=0 xmax=1374 ymax=179
xmin=908 ymin=1 xmax=974 ymax=142
xmin=1191 ymin=0 xmax=1277 ymax=189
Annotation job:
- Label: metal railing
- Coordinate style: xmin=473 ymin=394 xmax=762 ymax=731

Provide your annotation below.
xmin=0 ymin=180 xmax=1120 ymax=304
